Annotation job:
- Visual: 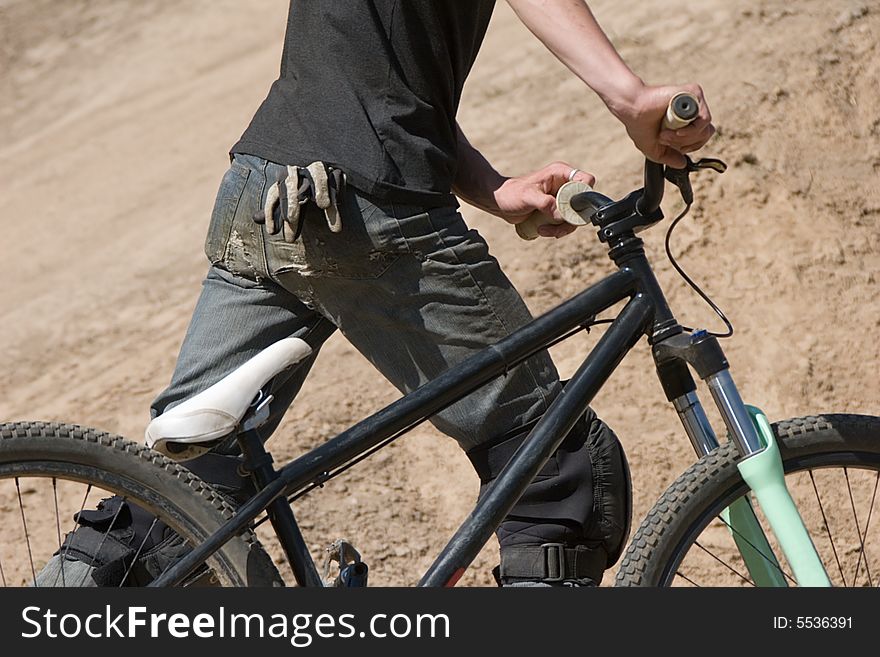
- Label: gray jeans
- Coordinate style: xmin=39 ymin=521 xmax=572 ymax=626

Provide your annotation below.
xmin=145 ymin=154 xmax=628 ymax=582
xmin=36 ymin=155 xmax=627 ymax=587
xmin=152 ymin=153 xmax=561 ymax=455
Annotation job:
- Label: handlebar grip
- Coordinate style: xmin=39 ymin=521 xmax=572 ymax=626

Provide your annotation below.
xmin=515 ymin=212 xmax=556 ymax=241
xmin=515 ymin=181 xmax=593 ymax=241
xmin=637 ymin=92 xmax=701 ymax=216
xmin=662 ymin=92 xmax=700 ymax=131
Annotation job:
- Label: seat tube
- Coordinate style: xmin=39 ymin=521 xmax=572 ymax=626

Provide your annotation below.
xmin=238 ymin=428 xmax=324 ymax=587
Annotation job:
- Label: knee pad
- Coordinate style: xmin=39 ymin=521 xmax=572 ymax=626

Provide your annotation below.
xmin=466 ymin=407 xmax=632 ymax=583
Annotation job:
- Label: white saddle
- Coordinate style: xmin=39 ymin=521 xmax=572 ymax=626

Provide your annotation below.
xmin=145 ymin=337 xmax=313 ymax=460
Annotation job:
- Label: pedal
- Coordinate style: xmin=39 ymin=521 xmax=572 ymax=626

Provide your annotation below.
xmin=322 ymin=539 xmax=369 ymax=587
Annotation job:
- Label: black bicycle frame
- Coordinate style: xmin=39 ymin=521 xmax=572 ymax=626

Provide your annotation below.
xmin=151 ymin=212 xmax=706 ymax=588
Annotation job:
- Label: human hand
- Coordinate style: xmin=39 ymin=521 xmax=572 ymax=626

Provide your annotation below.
xmin=615 ymin=84 xmax=715 ymax=168
xmin=493 ymin=161 xmax=596 ymax=238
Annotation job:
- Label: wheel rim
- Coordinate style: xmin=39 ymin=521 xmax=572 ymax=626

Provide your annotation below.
xmin=0 ymin=462 xmax=235 ymax=587
xmin=659 ymin=452 xmax=880 ymax=587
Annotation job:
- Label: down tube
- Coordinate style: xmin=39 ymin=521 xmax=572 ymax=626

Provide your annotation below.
xmin=420 ymin=294 xmax=653 ymax=587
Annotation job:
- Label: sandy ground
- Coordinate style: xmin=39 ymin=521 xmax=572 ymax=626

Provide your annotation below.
xmin=1 ymin=0 xmax=878 ymax=586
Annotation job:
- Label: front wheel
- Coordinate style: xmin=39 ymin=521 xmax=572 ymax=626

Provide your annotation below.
xmin=616 ymin=414 xmax=880 ymax=587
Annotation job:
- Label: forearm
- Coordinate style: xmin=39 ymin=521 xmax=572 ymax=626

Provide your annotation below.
xmin=451 ymin=124 xmax=506 ymax=214
xmin=505 ymin=0 xmax=644 ymax=120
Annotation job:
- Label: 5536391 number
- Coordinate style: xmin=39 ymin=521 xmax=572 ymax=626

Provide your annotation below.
xmin=773 ymin=617 xmax=852 ymax=630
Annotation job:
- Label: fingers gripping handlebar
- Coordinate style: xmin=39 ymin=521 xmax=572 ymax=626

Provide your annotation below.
xmin=635 ymin=93 xmax=699 ymax=216
xmin=515 ymin=92 xmax=700 ymax=240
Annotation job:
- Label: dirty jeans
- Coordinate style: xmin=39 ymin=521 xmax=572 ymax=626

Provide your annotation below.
xmin=150 ymin=153 xmax=628 ymax=575
xmin=39 ymin=153 xmax=627 ymax=586
xmin=152 ymin=153 xmax=561 ymax=456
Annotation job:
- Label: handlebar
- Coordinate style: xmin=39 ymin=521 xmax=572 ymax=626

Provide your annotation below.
xmin=516 ymin=91 xmax=700 ymax=240
xmin=635 ymin=161 xmax=667 ymax=217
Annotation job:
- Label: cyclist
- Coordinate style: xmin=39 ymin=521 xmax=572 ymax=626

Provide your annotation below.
xmin=39 ymin=0 xmax=713 ymax=587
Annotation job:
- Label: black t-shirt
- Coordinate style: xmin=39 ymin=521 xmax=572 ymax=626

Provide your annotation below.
xmin=231 ymin=1 xmax=497 ymax=207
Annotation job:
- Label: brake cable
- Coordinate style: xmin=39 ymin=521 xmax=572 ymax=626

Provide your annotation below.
xmin=662 ymin=156 xmax=733 ymax=338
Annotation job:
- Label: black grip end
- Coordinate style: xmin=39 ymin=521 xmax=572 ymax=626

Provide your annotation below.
xmin=672 ymin=94 xmax=699 ymax=122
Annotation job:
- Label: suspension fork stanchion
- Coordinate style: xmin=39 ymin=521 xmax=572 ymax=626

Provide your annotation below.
xmin=237 ymin=429 xmax=324 ymax=587
xmin=688 ymin=377 xmax=788 ymax=586
xmin=705 ymin=370 xmax=765 ymax=456
xmin=673 ymin=392 xmax=719 ymax=456
xmin=656 ymin=358 xmax=719 ymax=457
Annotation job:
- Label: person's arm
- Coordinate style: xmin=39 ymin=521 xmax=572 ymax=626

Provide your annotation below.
xmin=505 ymin=0 xmax=714 ymax=167
xmin=451 ymin=125 xmax=507 ymax=216
xmin=452 ymin=124 xmax=595 ymax=238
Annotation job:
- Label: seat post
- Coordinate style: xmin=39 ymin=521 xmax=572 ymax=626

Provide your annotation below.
xmin=237 ymin=429 xmax=324 ymax=587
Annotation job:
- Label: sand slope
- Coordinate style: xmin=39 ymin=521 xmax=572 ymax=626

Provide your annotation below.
xmin=1 ymin=0 xmax=878 ymax=585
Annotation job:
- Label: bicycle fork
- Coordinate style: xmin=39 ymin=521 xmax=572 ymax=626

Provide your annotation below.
xmin=655 ymin=330 xmax=831 ymax=587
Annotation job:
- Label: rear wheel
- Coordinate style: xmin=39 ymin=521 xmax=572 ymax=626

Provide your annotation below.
xmin=615 ymin=414 xmax=880 ymax=587
xmin=0 ymin=421 xmax=283 ymax=587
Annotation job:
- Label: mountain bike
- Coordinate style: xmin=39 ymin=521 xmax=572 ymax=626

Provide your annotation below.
xmin=1 ymin=96 xmax=877 ymax=587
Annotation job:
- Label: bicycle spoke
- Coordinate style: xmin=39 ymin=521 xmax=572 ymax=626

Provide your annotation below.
xmin=119 ymin=516 xmax=158 ymax=587
xmin=59 ymin=484 xmax=93 ymax=586
xmin=52 ymin=478 xmax=65 ymax=587
xmin=15 ymin=478 xmax=38 ymax=586
xmin=715 ymin=513 xmax=796 ymax=585
xmin=78 ymin=497 xmax=127 ymax=587
xmin=844 ymin=468 xmax=873 ymax=587
xmin=694 ymin=541 xmax=755 ymax=586
xmin=675 ymin=571 xmax=701 ymax=587
xmin=849 ymin=470 xmax=878 ymax=587
xmin=809 ymin=470 xmax=846 ymax=587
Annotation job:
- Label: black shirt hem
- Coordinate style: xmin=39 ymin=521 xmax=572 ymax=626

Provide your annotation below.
xmin=230 ymin=139 xmax=459 ymax=210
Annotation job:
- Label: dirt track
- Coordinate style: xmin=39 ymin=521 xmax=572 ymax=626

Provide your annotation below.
xmin=1 ymin=0 xmax=878 ymax=585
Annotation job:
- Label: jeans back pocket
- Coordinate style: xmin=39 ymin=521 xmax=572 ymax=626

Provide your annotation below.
xmin=265 ymin=188 xmax=404 ymax=281
xmin=204 ymin=160 xmax=251 ymax=265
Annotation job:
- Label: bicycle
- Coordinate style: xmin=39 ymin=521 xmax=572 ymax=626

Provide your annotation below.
xmin=2 ymin=95 xmax=877 ymax=587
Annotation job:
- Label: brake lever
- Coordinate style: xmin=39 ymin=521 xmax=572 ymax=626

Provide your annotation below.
xmin=664 ymin=156 xmax=728 ymax=206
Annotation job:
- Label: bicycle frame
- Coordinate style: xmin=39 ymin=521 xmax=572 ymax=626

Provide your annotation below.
xmin=150 ymin=183 xmax=829 ymax=588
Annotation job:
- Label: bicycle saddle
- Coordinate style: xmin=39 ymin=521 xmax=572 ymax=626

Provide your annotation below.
xmin=145 ymin=337 xmax=313 ymax=460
